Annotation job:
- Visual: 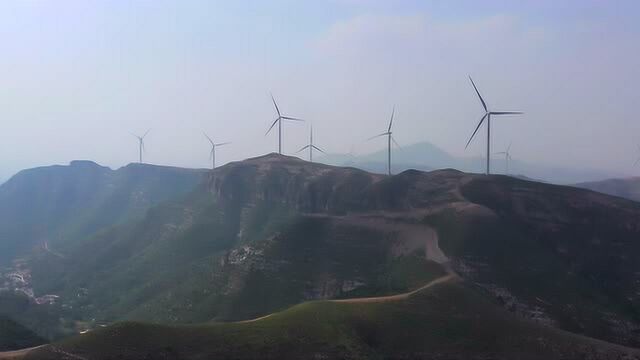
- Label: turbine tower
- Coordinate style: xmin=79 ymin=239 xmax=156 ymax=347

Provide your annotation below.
xmin=131 ymin=129 xmax=150 ymax=164
xmin=494 ymin=142 xmax=513 ymax=175
xmin=203 ymin=132 xmax=230 ymax=169
xmin=297 ymin=124 xmax=325 ymax=162
xmin=368 ymin=106 xmax=400 ymax=176
xmin=465 ymin=76 xmax=522 ymax=175
xmin=266 ymin=93 xmax=304 ymax=154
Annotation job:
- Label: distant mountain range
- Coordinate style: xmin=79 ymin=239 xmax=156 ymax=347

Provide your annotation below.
xmin=1 ymin=154 xmax=640 ymax=359
xmin=574 ymin=177 xmax=640 ymax=203
xmin=319 ymin=141 xmax=626 ymax=184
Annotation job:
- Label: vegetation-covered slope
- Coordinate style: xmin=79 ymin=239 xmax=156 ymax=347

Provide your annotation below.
xmin=0 ymin=316 xmax=44 ymax=352
xmin=434 ymin=175 xmax=640 ymax=347
xmin=9 ymin=154 xmax=640 ymax=351
xmin=23 ymin=279 xmax=639 ymax=360
xmin=0 ymin=160 xmax=206 ymax=264
xmin=27 ymin=155 xmax=445 ymax=329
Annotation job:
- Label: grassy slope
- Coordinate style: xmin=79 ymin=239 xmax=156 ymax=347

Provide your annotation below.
xmin=26 ymin=280 xmax=639 ymax=360
xmin=31 ymin=210 xmax=444 ymax=327
xmin=12 ymin=157 xmax=640 ymax=351
xmin=429 ymin=174 xmax=640 ymax=347
xmin=0 ymin=316 xmax=45 ymax=352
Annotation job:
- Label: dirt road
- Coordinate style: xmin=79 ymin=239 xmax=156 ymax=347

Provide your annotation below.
xmin=331 ymin=273 xmax=458 ymax=304
xmin=0 ymin=346 xmax=43 ymax=359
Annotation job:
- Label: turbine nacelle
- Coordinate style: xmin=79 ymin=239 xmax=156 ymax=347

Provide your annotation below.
xmin=297 ymin=123 xmax=325 ymax=162
xmin=465 ymin=76 xmax=522 ymax=175
xmin=367 ymin=106 xmax=401 ymax=175
xmin=203 ymin=131 xmax=230 ymax=169
xmin=265 ymin=93 xmax=304 ymax=154
xmin=131 ymin=129 xmax=150 ymax=163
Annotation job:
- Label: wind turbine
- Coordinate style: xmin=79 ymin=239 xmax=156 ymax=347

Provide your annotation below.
xmin=296 ymin=124 xmax=325 ymax=162
xmin=465 ymin=76 xmax=523 ymax=175
xmin=203 ymin=132 xmax=230 ymax=169
xmin=131 ymin=129 xmax=150 ymax=164
xmin=368 ymin=106 xmax=400 ymax=176
xmin=494 ymin=142 xmax=513 ymax=175
xmin=266 ymin=93 xmax=304 ymax=154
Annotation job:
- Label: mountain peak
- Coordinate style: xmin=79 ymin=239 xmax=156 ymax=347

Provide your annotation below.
xmin=69 ymin=160 xmax=109 ymax=170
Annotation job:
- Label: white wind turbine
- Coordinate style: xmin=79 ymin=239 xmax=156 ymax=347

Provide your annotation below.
xmin=131 ymin=129 xmax=150 ymax=164
xmin=266 ymin=93 xmax=304 ymax=154
xmin=465 ymin=76 xmax=523 ymax=175
xmin=203 ymin=132 xmax=230 ymax=169
xmin=368 ymin=106 xmax=401 ymax=175
xmin=297 ymin=124 xmax=325 ymax=162
xmin=494 ymin=142 xmax=513 ymax=175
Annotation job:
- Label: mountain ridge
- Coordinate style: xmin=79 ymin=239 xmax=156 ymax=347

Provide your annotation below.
xmin=2 ymin=154 xmax=640 ymax=356
xmin=320 ymin=141 xmax=626 ymax=184
xmin=3 ymin=154 xmax=637 ymax=350
xmin=574 ymin=176 xmax=640 ymax=203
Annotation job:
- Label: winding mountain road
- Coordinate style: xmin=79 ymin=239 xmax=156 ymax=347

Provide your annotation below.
xmin=0 ymin=346 xmax=44 ymax=359
xmin=331 ymin=273 xmax=458 ymax=304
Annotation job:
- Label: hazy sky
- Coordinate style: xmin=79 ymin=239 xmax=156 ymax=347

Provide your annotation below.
xmin=1 ymin=0 xmax=639 ymax=180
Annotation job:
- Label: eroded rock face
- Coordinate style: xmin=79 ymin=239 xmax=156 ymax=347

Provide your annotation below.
xmin=203 ymin=156 xmax=640 ymax=347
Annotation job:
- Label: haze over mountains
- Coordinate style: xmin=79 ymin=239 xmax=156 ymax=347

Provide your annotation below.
xmin=575 ymin=177 xmax=640 ymax=203
xmin=2 ymin=154 xmax=640 ymax=358
xmin=319 ymin=141 xmax=629 ymax=184
xmin=1 ymin=141 xmax=629 ymax=191
xmin=0 ymin=161 xmax=206 ymax=265
xmin=1 ymin=1 xmax=639 ymax=358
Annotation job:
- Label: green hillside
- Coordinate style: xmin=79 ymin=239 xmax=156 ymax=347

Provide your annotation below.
xmin=0 ymin=160 xmax=206 ymax=264
xmin=23 ymin=279 xmax=639 ymax=360
xmin=5 ymin=154 xmax=640 ymax=352
xmin=26 ymin=156 xmax=445 ymax=329
xmin=0 ymin=316 xmax=45 ymax=352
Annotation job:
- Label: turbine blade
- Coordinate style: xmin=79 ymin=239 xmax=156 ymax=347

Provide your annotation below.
xmin=215 ymin=142 xmax=231 ymax=147
xmin=469 ymin=76 xmax=488 ymax=112
xmin=270 ymin=92 xmax=281 ymax=117
xmin=490 ymin=111 xmax=523 ymax=115
xmin=367 ymin=132 xmax=390 ymax=141
xmin=465 ymin=113 xmax=488 ymax=149
xmin=142 ymin=129 xmax=151 ymax=139
xmin=210 ymin=148 xmax=214 ymax=160
xmin=507 ymin=142 xmax=512 ymax=153
xmin=391 ymin=136 xmax=401 ymax=149
xmin=203 ymin=132 xmax=214 ymax=146
xmin=265 ymin=118 xmax=280 ymax=135
xmin=388 ymin=105 xmax=395 ymax=132
xmin=296 ymin=145 xmax=311 ymax=153
xmin=312 ymin=145 xmax=326 ymax=154
xmin=494 ymin=152 xmax=506 ymax=155
xmin=281 ymin=116 xmax=304 ymax=122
